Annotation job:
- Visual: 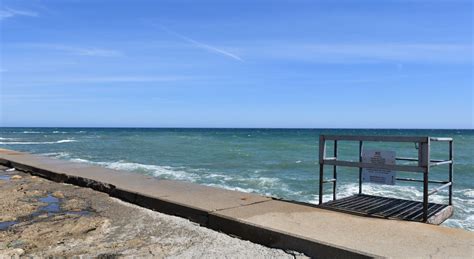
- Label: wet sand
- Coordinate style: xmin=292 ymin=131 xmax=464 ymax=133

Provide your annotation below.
xmin=0 ymin=165 xmax=304 ymax=258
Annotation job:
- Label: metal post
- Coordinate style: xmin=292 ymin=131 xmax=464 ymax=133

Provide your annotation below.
xmin=319 ymin=164 xmax=324 ymax=204
xmin=333 ymin=140 xmax=338 ymax=200
xmin=319 ymin=136 xmax=326 ymax=205
xmin=448 ymin=140 xmax=453 ymax=205
xmin=422 ymin=139 xmax=430 ymax=222
xmin=358 ymin=141 xmax=363 ymax=194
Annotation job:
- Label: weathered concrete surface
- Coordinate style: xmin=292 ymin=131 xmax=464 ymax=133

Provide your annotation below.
xmin=210 ymin=200 xmax=473 ymax=258
xmin=0 ymin=166 xmax=301 ymax=258
xmin=1 ymin=148 xmax=473 ymax=258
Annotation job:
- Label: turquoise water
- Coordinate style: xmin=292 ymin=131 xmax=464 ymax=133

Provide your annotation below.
xmin=1 ymin=128 xmax=472 ymax=230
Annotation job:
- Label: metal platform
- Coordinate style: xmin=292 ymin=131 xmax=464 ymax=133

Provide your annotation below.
xmin=320 ymin=194 xmax=453 ymax=225
xmin=318 ymin=135 xmax=454 ymax=223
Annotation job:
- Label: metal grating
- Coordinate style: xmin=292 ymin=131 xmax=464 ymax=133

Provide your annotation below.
xmin=320 ymin=194 xmax=448 ymax=222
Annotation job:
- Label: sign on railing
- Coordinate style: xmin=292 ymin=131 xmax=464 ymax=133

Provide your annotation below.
xmin=361 ymin=150 xmax=396 ymax=185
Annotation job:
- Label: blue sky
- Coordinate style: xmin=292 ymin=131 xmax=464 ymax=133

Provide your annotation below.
xmin=0 ymin=0 xmax=472 ymax=128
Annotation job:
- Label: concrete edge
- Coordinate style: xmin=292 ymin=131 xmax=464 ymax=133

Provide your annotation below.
xmin=112 ymin=188 xmax=210 ymax=225
xmin=0 ymin=155 xmax=381 ymax=259
xmin=1 ymin=158 xmax=115 ymax=193
xmin=208 ymin=211 xmax=381 ymax=259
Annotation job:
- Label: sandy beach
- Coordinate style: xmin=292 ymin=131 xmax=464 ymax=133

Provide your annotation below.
xmin=0 ymin=165 xmax=304 ymax=258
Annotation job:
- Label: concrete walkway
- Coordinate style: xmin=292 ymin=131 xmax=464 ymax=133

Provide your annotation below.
xmin=0 ymin=148 xmax=472 ymax=258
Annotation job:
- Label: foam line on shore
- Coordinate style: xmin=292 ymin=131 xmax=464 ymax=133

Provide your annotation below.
xmin=0 ymin=139 xmax=77 ymax=145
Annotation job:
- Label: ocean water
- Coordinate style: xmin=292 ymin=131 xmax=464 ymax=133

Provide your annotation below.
xmin=0 ymin=128 xmax=472 ymax=231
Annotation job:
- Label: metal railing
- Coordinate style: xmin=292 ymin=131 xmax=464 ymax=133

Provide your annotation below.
xmin=318 ymin=135 xmax=453 ymax=222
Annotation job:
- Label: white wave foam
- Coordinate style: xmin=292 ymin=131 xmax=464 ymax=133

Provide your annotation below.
xmin=255 ymin=177 xmax=281 ymax=187
xmin=56 ymin=139 xmax=76 ymax=143
xmin=67 ymin=158 xmax=198 ymax=181
xmin=17 ymin=131 xmax=42 ymax=134
xmin=315 ymin=183 xmax=450 ymax=204
xmin=207 ymin=173 xmax=233 ymax=181
xmin=444 ymin=215 xmax=474 ymax=231
xmin=205 ymin=183 xmax=260 ymax=194
xmin=463 ymin=189 xmax=474 ymax=198
xmin=0 ymin=137 xmax=18 ymax=140
xmin=40 ymin=152 xmax=72 ymax=159
xmin=104 ymin=162 xmax=198 ymax=181
xmin=205 ymin=183 xmax=281 ymax=198
xmin=64 ymin=157 xmax=291 ymax=197
xmin=52 ymin=131 xmax=68 ymax=134
xmin=70 ymin=158 xmax=90 ymax=163
xmin=0 ymin=139 xmax=77 ymax=145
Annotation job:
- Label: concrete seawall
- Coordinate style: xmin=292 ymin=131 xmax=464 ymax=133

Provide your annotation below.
xmin=0 ymin=148 xmax=472 ymax=258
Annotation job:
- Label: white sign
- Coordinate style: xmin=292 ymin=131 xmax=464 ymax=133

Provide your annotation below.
xmin=362 ymin=150 xmax=396 ymax=185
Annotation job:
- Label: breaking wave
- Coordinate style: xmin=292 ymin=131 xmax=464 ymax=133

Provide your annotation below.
xmin=40 ymin=152 xmax=72 ymax=158
xmin=0 ymin=139 xmax=77 ymax=145
xmin=0 ymin=137 xmax=18 ymax=140
xmin=98 ymin=161 xmax=199 ymax=181
xmin=65 ymin=157 xmax=199 ymax=181
xmin=63 ymin=156 xmax=294 ymax=197
xmin=56 ymin=139 xmax=77 ymax=143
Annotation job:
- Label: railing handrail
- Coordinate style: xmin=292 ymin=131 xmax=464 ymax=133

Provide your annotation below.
xmin=322 ymin=135 xmax=428 ymax=142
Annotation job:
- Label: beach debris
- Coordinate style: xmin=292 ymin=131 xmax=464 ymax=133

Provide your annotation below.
xmin=2 ymin=248 xmax=24 ymax=257
xmin=11 ymin=175 xmax=23 ymax=180
xmin=7 ymin=240 xmax=24 ymax=248
xmin=26 ymin=190 xmax=43 ymax=196
xmin=61 ymin=198 xmax=87 ymax=212
xmin=52 ymin=191 xmax=65 ymax=199
xmin=6 ymin=168 xmax=16 ymax=172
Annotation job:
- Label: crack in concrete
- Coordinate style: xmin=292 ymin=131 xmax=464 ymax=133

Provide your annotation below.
xmin=213 ymin=199 xmax=274 ymax=213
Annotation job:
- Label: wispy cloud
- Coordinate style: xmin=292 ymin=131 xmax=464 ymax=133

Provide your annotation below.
xmin=159 ymin=25 xmax=243 ymax=62
xmin=3 ymin=93 xmax=182 ymax=104
xmin=48 ymin=45 xmax=123 ymax=57
xmin=257 ymin=43 xmax=472 ymax=64
xmin=0 ymin=7 xmax=38 ymax=20
xmin=62 ymin=76 xmax=186 ymax=83
xmin=15 ymin=43 xmax=123 ymax=57
xmin=4 ymin=75 xmax=190 ymax=87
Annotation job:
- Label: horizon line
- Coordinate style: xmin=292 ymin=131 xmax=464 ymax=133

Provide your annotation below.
xmin=0 ymin=126 xmax=472 ymax=130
